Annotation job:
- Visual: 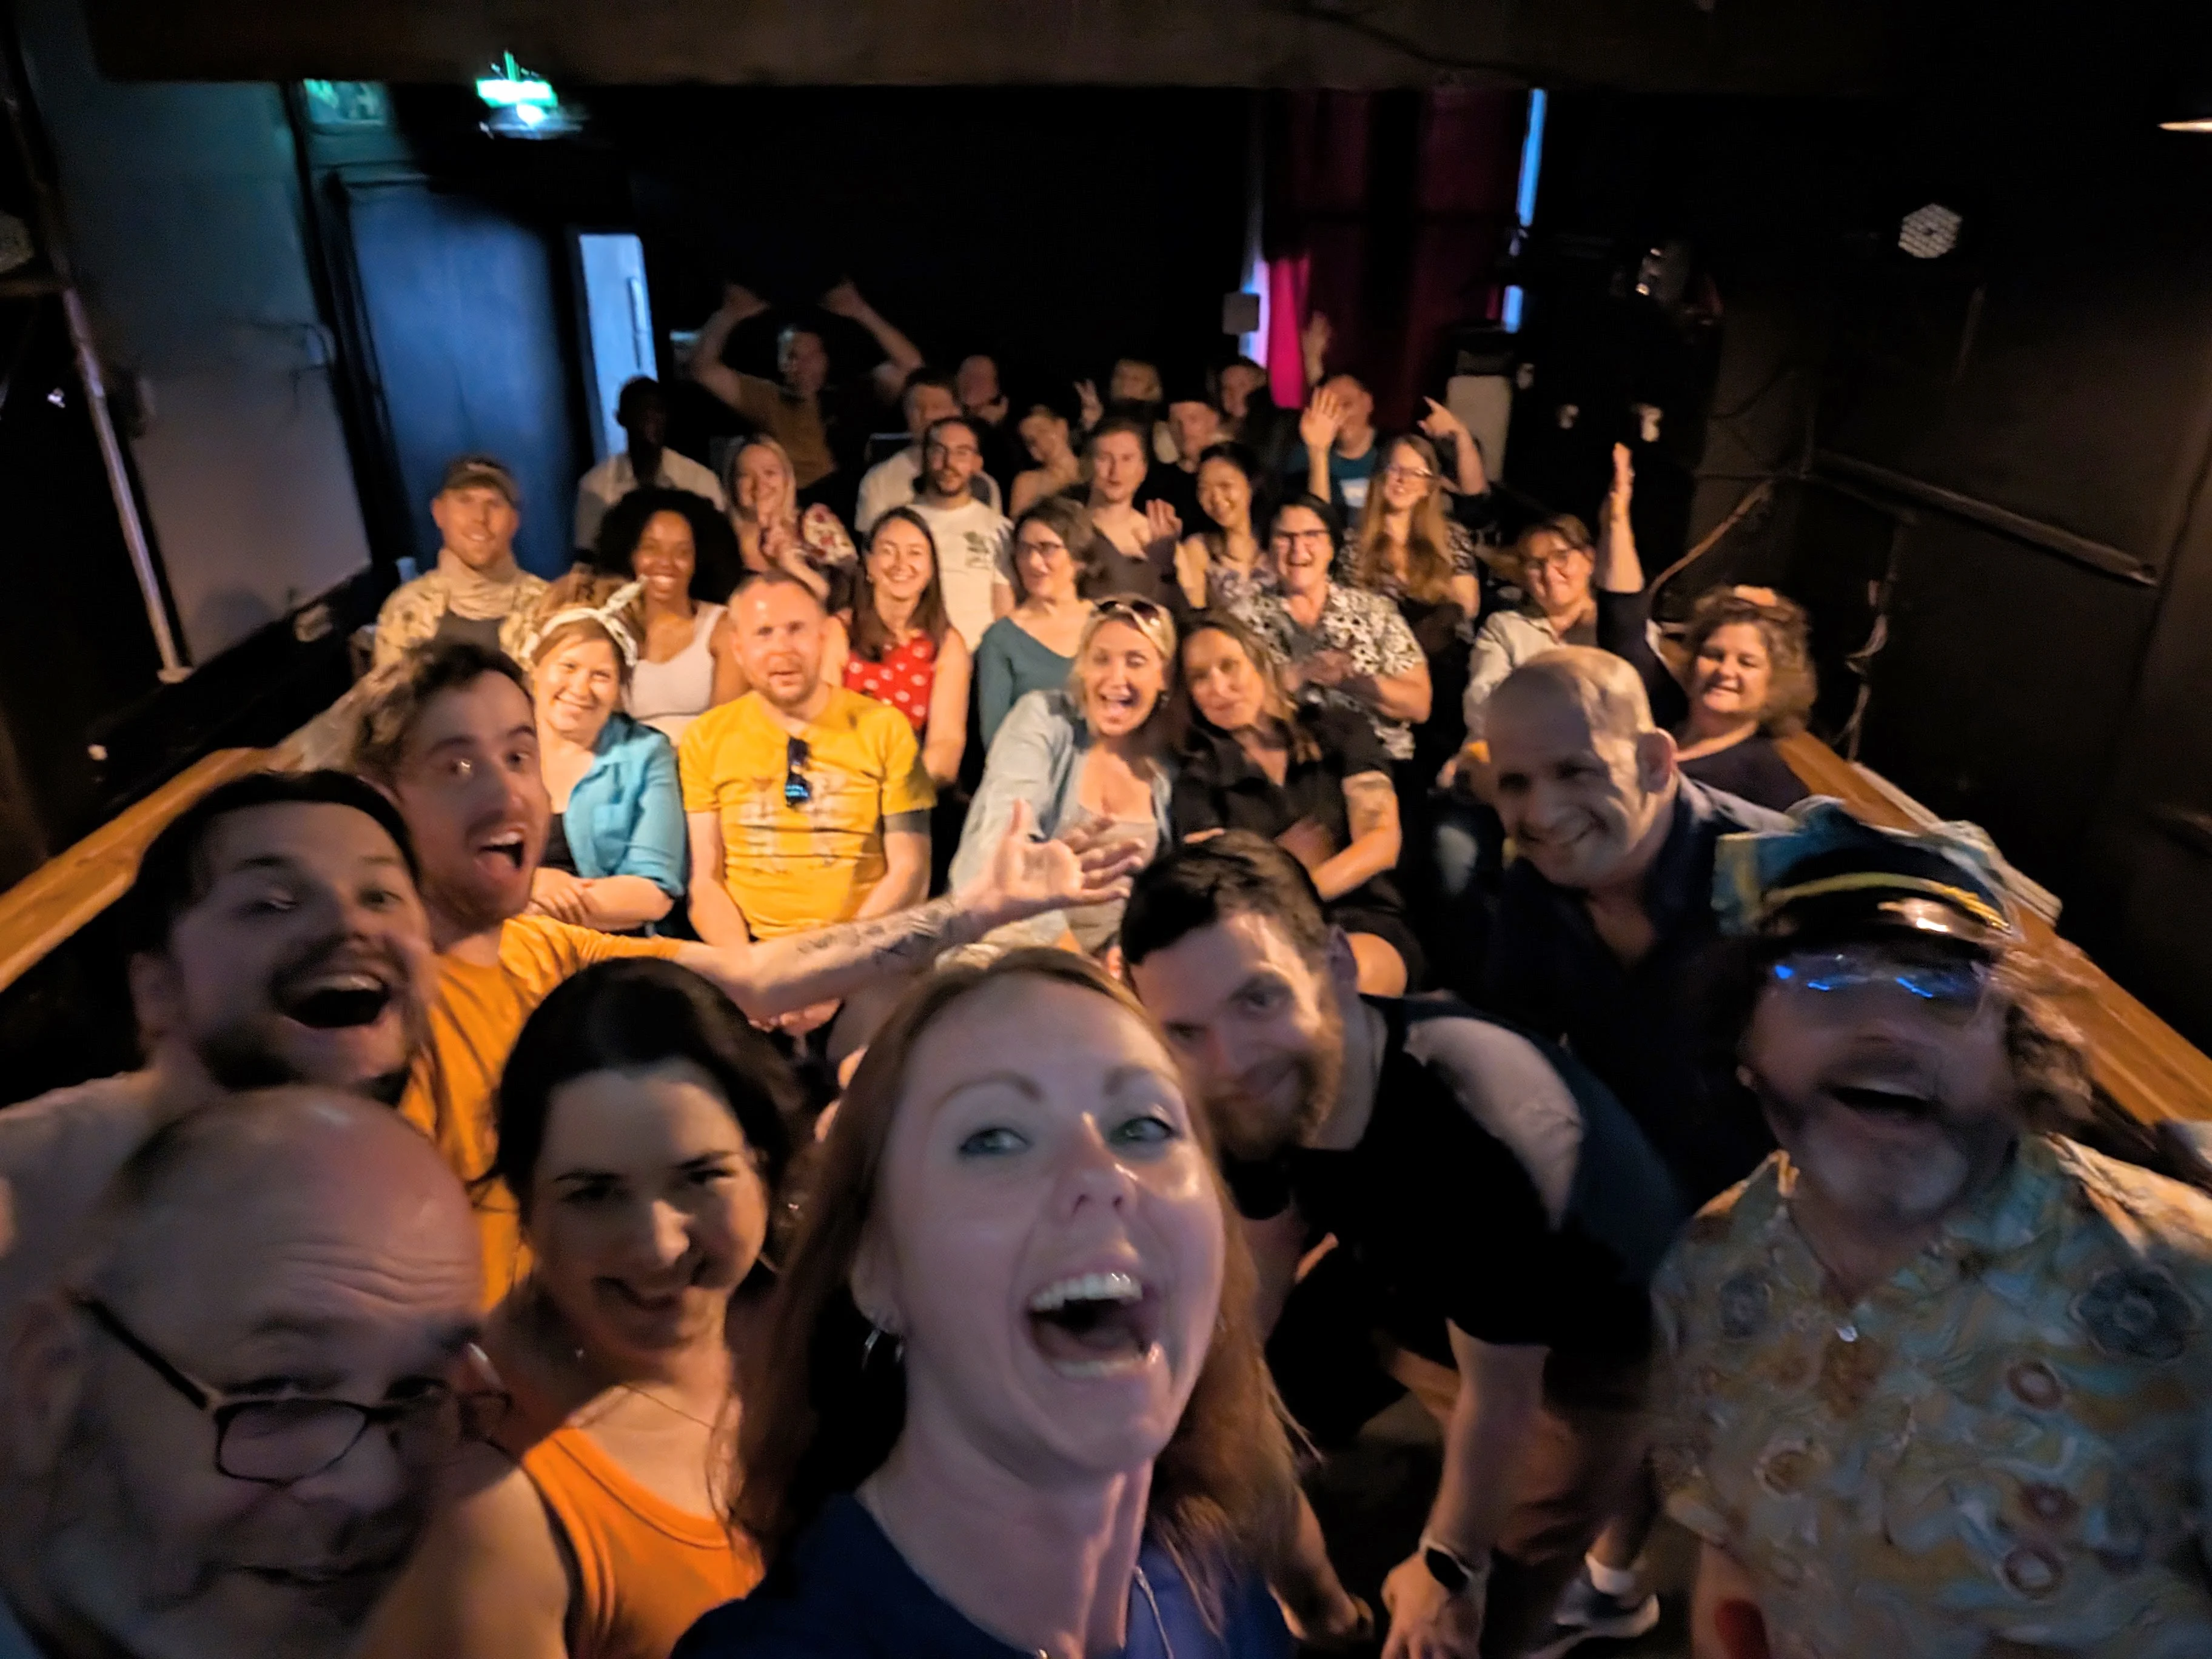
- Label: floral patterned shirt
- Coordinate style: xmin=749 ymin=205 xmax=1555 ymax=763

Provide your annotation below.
xmin=1232 ymin=583 xmax=1426 ymax=761
xmin=1652 ymin=1134 xmax=2212 ymax=1659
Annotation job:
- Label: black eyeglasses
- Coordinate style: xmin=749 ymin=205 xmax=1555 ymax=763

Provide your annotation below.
xmin=73 ymin=1294 xmax=506 ymax=1486
xmin=784 ymin=736 xmax=813 ymax=808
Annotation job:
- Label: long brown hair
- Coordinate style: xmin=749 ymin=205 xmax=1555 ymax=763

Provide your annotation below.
xmin=1181 ymin=614 xmax=1324 ymax=766
xmin=849 ymin=508 xmax=951 ymax=663
xmin=732 ymin=951 xmax=1301 ymax=1621
xmin=1350 ymin=433 xmax=1455 ymax=604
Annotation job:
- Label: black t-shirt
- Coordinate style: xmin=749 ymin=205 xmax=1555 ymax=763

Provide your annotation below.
xmin=1229 ymin=998 xmax=1684 ymax=1366
xmin=1172 ymin=709 xmax=1404 ymax=919
xmin=1677 ymin=734 xmax=1808 ymax=813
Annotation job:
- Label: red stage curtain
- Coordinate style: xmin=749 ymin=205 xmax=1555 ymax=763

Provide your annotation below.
xmin=1263 ymin=87 xmax=1527 ymax=428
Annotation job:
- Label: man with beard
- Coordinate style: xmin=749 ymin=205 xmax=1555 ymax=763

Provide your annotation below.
xmin=352 ymin=637 xmax=1136 ymax=1299
xmin=854 ymin=368 xmax=1003 ymax=534
xmin=0 ymin=771 xmax=435 ymax=1339
xmin=1121 ymin=834 xmax=1685 ymax=1659
xmin=372 ymin=455 xmax=547 ymax=669
xmin=1652 ymin=802 xmax=2212 ymax=1659
xmin=0 ymin=1087 xmax=485 ymax=1659
xmin=905 ymin=414 xmax=1014 ymax=651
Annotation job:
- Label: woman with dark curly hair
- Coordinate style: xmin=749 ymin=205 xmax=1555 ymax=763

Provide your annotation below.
xmin=596 ymin=486 xmax=748 ymax=743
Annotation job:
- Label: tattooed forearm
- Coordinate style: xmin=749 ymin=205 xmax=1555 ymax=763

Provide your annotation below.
xmin=688 ymin=894 xmax=984 ymax=1017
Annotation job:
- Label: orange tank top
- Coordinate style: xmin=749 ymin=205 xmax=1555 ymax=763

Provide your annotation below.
xmin=517 ymin=1423 xmax=761 ymax=1659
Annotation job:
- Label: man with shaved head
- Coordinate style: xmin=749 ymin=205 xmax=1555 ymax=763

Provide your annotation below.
xmin=0 ymin=770 xmax=434 ymax=1343
xmin=0 ymin=1087 xmax=484 ymax=1659
xmin=1481 ymin=646 xmax=1789 ymax=1202
xmin=1479 ymin=648 xmax=1789 ymax=1653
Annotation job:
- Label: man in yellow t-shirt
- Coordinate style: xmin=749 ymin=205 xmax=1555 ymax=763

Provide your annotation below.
xmin=353 ymin=637 xmax=1132 ymax=1299
xmin=680 ymin=571 xmax=933 ymax=944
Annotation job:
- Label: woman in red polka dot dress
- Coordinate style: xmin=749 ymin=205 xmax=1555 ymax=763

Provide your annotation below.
xmin=842 ymin=506 xmax=971 ymax=788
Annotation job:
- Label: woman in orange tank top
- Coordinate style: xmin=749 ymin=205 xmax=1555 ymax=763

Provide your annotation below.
xmin=362 ymin=959 xmax=799 ymax=1658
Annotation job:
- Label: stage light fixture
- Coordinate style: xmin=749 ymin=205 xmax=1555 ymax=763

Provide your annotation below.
xmin=1899 ymin=203 xmax=1962 ymax=260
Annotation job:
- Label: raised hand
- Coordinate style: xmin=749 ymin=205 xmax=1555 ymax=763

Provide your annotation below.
xmin=819 ymin=279 xmax=869 ymax=319
xmin=719 ymin=281 xmax=767 ymax=318
xmin=1075 ymin=378 xmax=1104 ymax=429
xmin=1145 ymin=498 xmax=1184 ymax=548
xmin=1301 ymin=310 xmax=1334 ymax=377
xmin=1609 ymin=441 xmax=1635 ymax=514
xmin=1418 ymin=397 xmax=1467 ymax=442
xmin=1301 ymin=386 xmax=1347 ymax=454
xmin=968 ymin=800 xmax=1149 ymax=926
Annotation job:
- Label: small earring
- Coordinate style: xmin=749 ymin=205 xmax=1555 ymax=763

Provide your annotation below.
xmin=861 ymin=1321 xmax=903 ymax=1366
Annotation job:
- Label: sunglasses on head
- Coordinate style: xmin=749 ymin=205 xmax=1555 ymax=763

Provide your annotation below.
xmin=1096 ymin=597 xmax=1167 ymax=625
xmin=784 ymin=737 xmax=811 ymax=808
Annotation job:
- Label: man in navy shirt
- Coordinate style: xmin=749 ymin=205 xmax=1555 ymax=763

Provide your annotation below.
xmin=1124 ymin=836 xmax=1684 ymax=1659
xmin=1481 ymin=648 xmax=1794 ymax=1208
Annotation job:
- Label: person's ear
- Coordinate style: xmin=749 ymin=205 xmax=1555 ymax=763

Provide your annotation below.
xmin=848 ymin=1229 xmax=904 ymax=1340
xmin=1635 ymin=727 xmax=1677 ymax=795
xmin=126 ymin=950 xmax=183 ymax=1054
xmin=1322 ymin=927 xmax=1359 ymax=1002
xmin=3 ymin=1295 xmax=89 ymax=1480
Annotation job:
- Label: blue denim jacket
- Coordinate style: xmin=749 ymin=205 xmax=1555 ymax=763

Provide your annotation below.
xmin=563 ymin=711 xmax=687 ymax=898
xmin=948 ymin=689 xmax=1174 ymax=950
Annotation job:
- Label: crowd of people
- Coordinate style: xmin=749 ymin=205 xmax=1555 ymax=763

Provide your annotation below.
xmin=1 ymin=289 xmax=2208 ymax=1659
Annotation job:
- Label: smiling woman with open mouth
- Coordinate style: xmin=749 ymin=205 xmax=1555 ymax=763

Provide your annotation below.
xmin=675 ymin=950 xmax=1302 ymax=1659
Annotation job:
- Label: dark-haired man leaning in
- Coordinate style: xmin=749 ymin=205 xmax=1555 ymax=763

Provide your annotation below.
xmin=1122 ymin=834 xmax=1686 ymax=1659
xmin=0 ymin=771 xmax=435 ymax=1340
xmin=0 ymin=1088 xmax=485 ymax=1659
xmin=1654 ymin=803 xmax=2212 ymax=1658
xmin=349 ymin=637 xmax=1140 ymax=1298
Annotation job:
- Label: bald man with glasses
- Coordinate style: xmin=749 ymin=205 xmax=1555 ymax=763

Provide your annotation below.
xmin=0 ymin=1088 xmax=486 ymax=1659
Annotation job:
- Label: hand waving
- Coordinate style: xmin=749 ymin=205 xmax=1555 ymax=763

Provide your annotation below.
xmin=819 ymin=280 xmax=869 ymax=320
xmin=1075 ymin=378 xmax=1104 ymax=429
xmin=1609 ymin=441 xmax=1635 ymax=514
xmin=966 ymin=800 xmax=1150 ymax=928
xmin=1145 ymin=498 xmax=1184 ymax=548
xmin=1301 ymin=386 xmax=1347 ymax=453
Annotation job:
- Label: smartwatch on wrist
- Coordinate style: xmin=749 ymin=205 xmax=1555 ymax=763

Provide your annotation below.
xmin=1419 ymin=1535 xmax=1486 ymax=1600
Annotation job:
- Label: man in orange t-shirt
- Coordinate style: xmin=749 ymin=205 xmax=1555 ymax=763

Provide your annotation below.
xmin=352 ymin=639 xmax=1137 ymax=1299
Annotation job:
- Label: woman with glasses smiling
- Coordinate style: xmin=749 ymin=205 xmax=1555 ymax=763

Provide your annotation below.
xmin=1230 ymin=495 xmax=1430 ymax=768
xmin=974 ymin=498 xmax=1100 ymax=748
xmin=361 ymin=959 xmax=800 ymax=1659
xmin=949 ymin=600 xmax=1180 ymax=959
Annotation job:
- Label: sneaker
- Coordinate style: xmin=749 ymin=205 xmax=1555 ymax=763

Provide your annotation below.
xmin=1523 ymin=1565 xmax=1662 ymax=1657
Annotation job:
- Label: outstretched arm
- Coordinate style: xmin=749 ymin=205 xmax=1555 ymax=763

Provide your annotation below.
xmin=670 ymin=802 xmax=1142 ymax=1017
xmin=688 ymin=283 xmax=771 ymax=412
xmin=1595 ymin=442 xmax=1643 ymax=593
xmin=822 ymin=280 xmax=925 ymax=403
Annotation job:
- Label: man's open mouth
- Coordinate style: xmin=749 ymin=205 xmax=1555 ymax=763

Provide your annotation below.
xmin=477 ymin=831 xmax=527 ymax=872
xmin=1827 ymin=1082 xmax=1940 ymax=1122
xmin=277 ymin=971 xmax=395 ymax=1030
xmin=1025 ymin=1270 xmax=1163 ymax=1379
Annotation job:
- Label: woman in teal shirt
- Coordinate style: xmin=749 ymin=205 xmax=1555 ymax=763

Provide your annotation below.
xmin=972 ymin=497 xmax=1097 ymax=746
xmin=518 ymin=572 xmax=688 ymax=933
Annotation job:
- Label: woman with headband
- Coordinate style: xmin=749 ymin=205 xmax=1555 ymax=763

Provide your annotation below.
xmin=517 ymin=570 xmax=688 ymax=934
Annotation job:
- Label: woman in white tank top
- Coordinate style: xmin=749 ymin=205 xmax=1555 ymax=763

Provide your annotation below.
xmin=609 ymin=491 xmax=741 ymax=742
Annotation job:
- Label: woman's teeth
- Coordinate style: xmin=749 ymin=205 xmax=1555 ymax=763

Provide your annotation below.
xmin=1028 ymin=1271 xmax=1142 ymax=1313
xmin=1025 ymin=1272 xmax=1161 ymax=1378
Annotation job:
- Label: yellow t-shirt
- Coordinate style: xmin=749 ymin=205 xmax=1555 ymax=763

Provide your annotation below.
xmin=679 ymin=689 xmax=934 ymax=940
xmin=399 ymin=916 xmax=680 ymax=1304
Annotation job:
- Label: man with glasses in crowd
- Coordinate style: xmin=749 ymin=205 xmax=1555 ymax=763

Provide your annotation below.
xmin=1652 ymin=802 xmax=2212 ymax=1658
xmin=854 ymin=368 xmax=1002 ymax=534
xmin=0 ymin=1088 xmax=485 ymax=1659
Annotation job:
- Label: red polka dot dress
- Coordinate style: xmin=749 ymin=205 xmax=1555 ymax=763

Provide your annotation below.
xmin=842 ymin=632 xmax=937 ymax=732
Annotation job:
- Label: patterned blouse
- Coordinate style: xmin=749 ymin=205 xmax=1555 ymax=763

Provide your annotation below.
xmin=1653 ymin=1134 xmax=2212 ymax=1658
xmin=843 ymin=632 xmax=937 ymax=731
xmin=1231 ymin=583 xmax=1426 ymax=761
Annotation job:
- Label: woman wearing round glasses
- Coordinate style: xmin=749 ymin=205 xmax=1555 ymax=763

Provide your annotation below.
xmin=948 ymin=600 xmax=1179 ymax=958
xmin=674 ymin=950 xmax=1301 ymax=1658
xmin=363 ymin=959 xmax=799 ymax=1659
xmin=1229 ymin=495 xmax=1430 ymax=768
xmin=974 ymin=498 xmax=1101 ymax=748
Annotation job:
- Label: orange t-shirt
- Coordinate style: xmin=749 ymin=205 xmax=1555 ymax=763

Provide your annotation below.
xmin=398 ymin=917 xmax=680 ymax=1304
xmin=515 ymin=1424 xmax=760 ymax=1659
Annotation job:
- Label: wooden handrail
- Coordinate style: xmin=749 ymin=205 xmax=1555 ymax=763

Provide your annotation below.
xmin=0 ymin=747 xmax=271 ymax=992
xmin=1776 ymin=734 xmax=2212 ymax=1126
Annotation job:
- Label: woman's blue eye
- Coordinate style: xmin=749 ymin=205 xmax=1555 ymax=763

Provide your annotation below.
xmin=959 ymin=1126 xmax=1027 ymax=1157
xmin=1111 ymin=1114 xmax=1178 ymax=1147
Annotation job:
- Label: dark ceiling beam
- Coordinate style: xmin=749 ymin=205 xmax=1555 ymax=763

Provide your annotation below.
xmin=83 ymin=0 xmax=1919 ymax=96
